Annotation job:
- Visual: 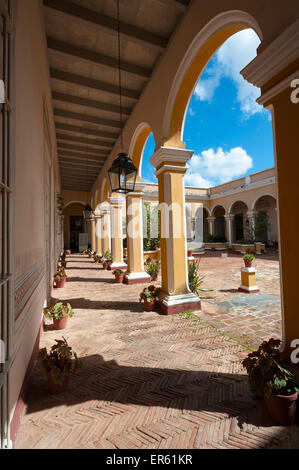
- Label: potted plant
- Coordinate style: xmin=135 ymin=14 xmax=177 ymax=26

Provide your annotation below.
xmin=112 ymin=269 xmax=125 ymax=283
xmin=188 ymin=260 xmax=213 ymax=294
xmin=64 ymin=249 xmax=71 ymax=255
xmin=243 ymin=253 xmax=255 ymax=268
xmin=38 ymin=338 xmax=81 ymax=394
xmin=102 ymin=251 xmax=112 ymax=270
xmin=94 ymin=254 xmax=102 ymax=263
xmin=145 ymin=260 xmax=160 ymax=281
xmin=242 ymin=338 xmax=299 ymax=425
xmin=139 ymin=285 xmax=161 ymax=312
xmin=43 ymin=301 xmax=74 ymax=330
xmin=187 ymin=248 xmax=193 ymax=257
xmin=54 ymin=266 xmax=67 ymax=288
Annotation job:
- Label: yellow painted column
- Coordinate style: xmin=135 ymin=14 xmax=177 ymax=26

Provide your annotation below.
xmin=224 ymin=214 xmax=234 ymax=247
xmin=90 ymin=217 xmax=96 ymax=253
xmin=241 ymin=20 xmax=299 ymax=358
xmin=124 ymin=182 xmax=150 ymax=284
xmin=94 ymin=212 xmax=102 ymax=255
xmin=100 ymin=205 xmax=111 ymax=255
xmin=109 ymin=195 xmax=127 ymax=269
xmin=150 ymin=147 xmax=201 ymax=314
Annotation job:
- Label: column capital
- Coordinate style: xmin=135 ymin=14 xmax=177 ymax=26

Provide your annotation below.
xmin=93 ymin=211 xmax=102 ymax=220
xmin=247 ymin=210 xmax=257 ymax=218
xmin=207 ymin=216 xmax=216 ymax=222
xmin=109 ymin=196 xmax=124 ymax=207
xmin=100 ymin=205 xmax=111 ymax=215
xmin=126 ymin=181 xmax=146 ymax=197
xmin=150 ymin=146 xmax=193 ymax=177
xmin=224 ymin=214 xmax=234 ymax=220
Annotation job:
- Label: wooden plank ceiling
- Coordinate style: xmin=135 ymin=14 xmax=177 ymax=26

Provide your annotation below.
xmin=43 ymin=0 xmax=190 ymax=191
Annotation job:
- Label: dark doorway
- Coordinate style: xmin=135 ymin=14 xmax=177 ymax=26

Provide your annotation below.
xmin=69 ymin=216 xmax=84 ymax=252
xmin=234 ymin=214 xmax=244 ymax=242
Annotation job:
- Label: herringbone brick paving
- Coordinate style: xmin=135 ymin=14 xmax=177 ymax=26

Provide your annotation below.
xmin=15 ymin=253 xmax=299 ymax=449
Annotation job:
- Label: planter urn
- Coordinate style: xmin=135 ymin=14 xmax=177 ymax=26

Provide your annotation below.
xmin=47 ymin=372 xmax=69 ymax=394
xmin=115 ymin=273 xmax=124 ymax=283
xmin=102 ymin=262 xmax=108 ymax=270
xmin=244 ymin=259 xmax=253 ymax=268
xmin=55 ymin=277 xmax=66 ymax=288
xmin=265 ymin=391 xmax=298 ymax=426
xmin=53 ymin=314 xmax=69 ymax=330
xmin=144 ymin=300 xmax=155 ymax=312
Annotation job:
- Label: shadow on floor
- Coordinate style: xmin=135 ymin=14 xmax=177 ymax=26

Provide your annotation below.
xmin=66 ymin=277 xmax=117 ymax=284
xmin=50 ymin=296 xmax=145 ymax=313
xmin=23 ymin=352 xmax=299 ymax=441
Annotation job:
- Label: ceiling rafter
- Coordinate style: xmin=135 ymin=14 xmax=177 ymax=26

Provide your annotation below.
xmin=54 ymin=108 xmax=121 ymax=129
xmin=50 ymin=68 xmax=139 ymax=100
xmin=57 ymin=142 xmax=108 ymax=156
xmin=47 ymin=37 xmax=151 ymax=79
xmin=44 ymin=0 xmax=168 ymax=50
xmin=55 ymin=122 xmax=118 ymax=140
xmin=52 ymin=91 xmax=131 ymax=115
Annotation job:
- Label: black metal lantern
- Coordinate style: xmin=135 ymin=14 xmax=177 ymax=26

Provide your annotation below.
xmin=108 ymin=152 xmax=137 ymax=194
xmin=107 ymin=1 xmax=137 ymax=194
xmin=83 ymin=203 xmax=94 ymax=220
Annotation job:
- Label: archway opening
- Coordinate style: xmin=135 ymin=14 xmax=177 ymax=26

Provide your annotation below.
xmin=254 ymin=195 xmax=277 ymax=245
xmin=230 ymin=201 xmax=248 ymax=243
xmin=213 ymin=206 xmax=226 ymax=241
xmin=63 ymin=202 xmax=85 ymax=252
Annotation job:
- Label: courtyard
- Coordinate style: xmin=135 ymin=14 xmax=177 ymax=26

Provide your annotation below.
xmin=15 ymin=251 xmax=298 ymax=449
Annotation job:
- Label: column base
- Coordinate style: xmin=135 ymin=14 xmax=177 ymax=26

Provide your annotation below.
xmin=110 ymin=262 xmax=127 ymax=270
xmin=123 ymin=272 xmax=151 ymax=284
xmin=160 ymin=292 xmax=201 ymax=315
xmin=238 ymin=286 xmax=260 ymax=293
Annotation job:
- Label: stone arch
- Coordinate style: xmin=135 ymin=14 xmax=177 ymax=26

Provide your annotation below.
xmin=64 ymin=200 xmax=86 ymax=209
xmin=162 ymin=10 xmax=263 ymax=148
xmin=230 ymin=200 xmax=249 ymax=243
xmin=212 ymin=205 xmax=226 ymax=239
xmin=253 ymin=194 xmax=277 ymax=243
xmin=128 ymin=122 xmax=154 ymax=179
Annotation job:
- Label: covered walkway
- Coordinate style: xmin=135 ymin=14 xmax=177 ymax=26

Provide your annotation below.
xmin=15 ymin=254 xmax=298 ymax=449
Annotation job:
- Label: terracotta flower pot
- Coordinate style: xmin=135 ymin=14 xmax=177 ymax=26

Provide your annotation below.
xmin=144 ymin=300 xmax=155 ymax=312
xmin=55 ymin=276 xmax=66 ymax=288
xmin=154 ymin=299 xmax=161 ymax=312
xmin=53 ymin=314 xmax=69 ymax=330
xmin=115 ymin=273 xmax=124 ymax=283
xmin=88 ymin=254 xmax=93 ymax=258
xmin=47 ymin=371 xmax=69 ymax=394
xmin=102 ymin=263 xmax=108 ymax=270
xmin=244 ymin=259 xmax=252 ymax=268
xmin=187 ymin=250 xmax=192 ymax=257
xmin=265 ymin=391 xmax=298 ymax=425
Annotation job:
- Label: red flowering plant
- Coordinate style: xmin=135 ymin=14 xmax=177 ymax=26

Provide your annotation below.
xmin=139 ymin=285 xmax=161 ymax=304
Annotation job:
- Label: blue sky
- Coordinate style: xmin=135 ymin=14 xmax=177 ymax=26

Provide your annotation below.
xmin=141 ymin=29 xmax=274 ymax=187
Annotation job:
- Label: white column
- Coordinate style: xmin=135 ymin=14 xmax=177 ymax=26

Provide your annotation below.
xmin=100 ymin=205 xmax=111 ymax=254
xmin=207 ymin=216 xmax=216 ymax=236
xmin=224 ymin=214 xmax=234 ymax=247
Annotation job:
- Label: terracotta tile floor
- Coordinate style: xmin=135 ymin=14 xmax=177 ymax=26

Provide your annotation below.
xmin=15 ymin=252 xmax=299 ymax=449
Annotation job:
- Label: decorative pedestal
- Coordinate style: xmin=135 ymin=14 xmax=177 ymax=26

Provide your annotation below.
xmin=160 ymin=293 xmax=201 ymax=315
xmin=238 ymin=267 xmax=259 ymax=293
xmin=123 ymin=272 xmax=151 ymax=284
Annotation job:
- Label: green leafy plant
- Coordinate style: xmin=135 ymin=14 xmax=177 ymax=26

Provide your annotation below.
xmin=38 ymin=337 xmax=81 ymax=385
xmin=145 ymin=260 xmax=160 ymax=280
xmin=57 ymin=194 xmax=64 ymax=216
xmin=242 ymin=338 xmax=299 ymax=397
xmin=243 ymin=253 xmax=255 ymax=261
xmin=94 ymin=254 xmax=102 ymax=262
xmin=112 ymin=269 xmax=124 ymax=275
xmin=139 ymin=285 xmax=161 ymax=303
xmin=188 ymin=259 xmax=212 ymax=294
xmin=43 ymin=302 xmax=74 ymax=321
xmin=82 ymin=248 xmax=91 ymax=255
xmin=54 ymin=266 xmax=67 ymax=280
xmin=103 ymin=251 xmax=112 ymax=260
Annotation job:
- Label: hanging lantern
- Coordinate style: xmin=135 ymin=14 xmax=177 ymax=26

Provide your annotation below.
xmin=83 ymin=203 xmax=94 ymax=220
xmin=108 ymin=152 xmax=137 ymax=194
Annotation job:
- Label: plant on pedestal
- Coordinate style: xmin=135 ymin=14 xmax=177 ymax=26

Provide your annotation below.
xmin=242 ymin=338 xmax=299 ymax=425
xmin=38 ymin=337 xmax=81 ymax=394
xmin=43 ymin=301 xmax=74 ymax=330
xmin=243 ymin=253 xmax=255 ymax=268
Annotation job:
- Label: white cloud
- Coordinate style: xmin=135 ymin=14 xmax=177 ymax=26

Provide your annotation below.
xmin=193 ymin=29 xmax=264 ymax=118
xmin=185 ymin=146 xmax=253 ymax=188
xmin=188 ymin=108 xmax=196 ymax=116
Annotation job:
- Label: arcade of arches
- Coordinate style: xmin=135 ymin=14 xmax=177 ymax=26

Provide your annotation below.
xmin=2 ymin=0 xmax=299 ymax=449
